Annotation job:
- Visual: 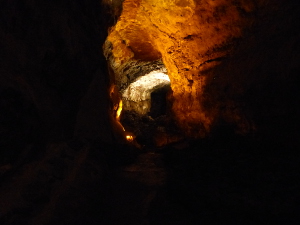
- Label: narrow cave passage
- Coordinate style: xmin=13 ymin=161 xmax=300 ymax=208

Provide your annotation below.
xmin=102 ymin=0 xmax=300 ymax=224
xmin=0 ymin=0 xmax=299 ymax=224
xmin=119 ymin=69 xmax=181 ymax=147
xmin=120 ymin=71 xmax=186 ymax=149
xmin=104 ymin=41 xmax=184 ymax=148
xmin=121 ymin=70 xmax=170 ymax=116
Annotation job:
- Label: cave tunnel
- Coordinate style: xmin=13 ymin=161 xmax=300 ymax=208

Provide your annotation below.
xmin=121 ymin=69 xmax=170 ymax=117
xmin=114 ymin=66 xmax=178 ymax=147
xmin=1 ymin=0 xmax=300 ymax=224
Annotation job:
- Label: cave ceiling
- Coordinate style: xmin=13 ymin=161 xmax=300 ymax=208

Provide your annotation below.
xmin=104 ymin=0 xmax=297 ymax=137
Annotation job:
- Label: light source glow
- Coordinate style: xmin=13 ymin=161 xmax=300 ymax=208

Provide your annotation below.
xmin=126 ymin=135 xmax=134 ymax=141
xmin=116 ymin=99 xmax=123 ymax=120
xmin=122 ymin=71 xmax=170 ymax=102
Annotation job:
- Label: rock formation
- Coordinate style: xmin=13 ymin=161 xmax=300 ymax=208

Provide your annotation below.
xmin=105 ymin=0 xmax=300 ymax=139
xmin=0 ymin=0 xmax=299 ymax=224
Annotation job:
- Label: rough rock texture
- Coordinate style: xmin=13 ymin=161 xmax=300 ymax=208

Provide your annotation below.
xmin=122 ymin=70 xmax=170 ymax=114
xmin=1 ymin=0 xmax=300 ymax=224
xmin=106 ymin=0 xmax=300 ymax=139
xmin=104 ymin=39 xmax=170 ymax=115
xmin=104 ymin=40 xmax=165 ymax=92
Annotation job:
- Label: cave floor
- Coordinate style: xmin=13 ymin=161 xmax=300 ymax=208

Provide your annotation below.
xmin=103 ymin=149 xmax=167 ymax=225
xmin=1 ymin=139 xmax=300 ymax=224
xmin=0 ymin=141 xmax=185 ymax=225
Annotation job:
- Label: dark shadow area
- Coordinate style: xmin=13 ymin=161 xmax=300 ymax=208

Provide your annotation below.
xmin=0 ymin=0 xmax=299 ymax=224
xmin=0 ymin=87 xmax=44 ymax=178
xmin=147 ymin=136 xmax=300 ymax=224
xmin=149 ymin=85 xmax=170 ymax=118
xmin=120 ymin=110 xmax=182 ymax=147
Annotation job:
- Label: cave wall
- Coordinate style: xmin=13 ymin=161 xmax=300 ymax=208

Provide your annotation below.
xmin=0 ymin=0 xmax=115 ymax=149
xmin=0 ymin=1 xmax=124 ymax=223
xmin=0 ymin=0 xmax=299 ymax=223
xmin=106 ymin=0 xmax=300 ymax=139
xmin=121 ymin=69 xmax=170 ymax=114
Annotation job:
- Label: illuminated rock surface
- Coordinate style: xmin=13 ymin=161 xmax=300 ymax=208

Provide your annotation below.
xmin=122 ymin=70 xmax=170 ymax=114
xmin=0 ymin=0 xmax=299 ymax=224
xmin=106 ymin=0 xmax=300 ymax=138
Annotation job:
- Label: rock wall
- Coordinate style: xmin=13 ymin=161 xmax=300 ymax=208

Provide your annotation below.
xmin=0 ymin=0 xmax=299 ymax=224
xmin=121 ymin=69 xmax=170 ymax=114
xmin=106 ymin=0 xmax=300 ymax=139
xmin=0 ymin=1 xmax=125 ymax=224
xmin=0 ymin=0 xmax=115 ymax=147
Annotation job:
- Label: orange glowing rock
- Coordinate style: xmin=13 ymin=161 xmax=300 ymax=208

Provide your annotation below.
xmin=106 ymin=0 xmax=267 ymax=137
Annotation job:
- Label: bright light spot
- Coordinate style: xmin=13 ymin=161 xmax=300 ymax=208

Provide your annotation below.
xmin=122 ymin=70 xmax=170 ymax=101
xmin=126 ymin=135 xmax=134 ymax=141
xmin=116 ymin=99 xmax=122 ymax=120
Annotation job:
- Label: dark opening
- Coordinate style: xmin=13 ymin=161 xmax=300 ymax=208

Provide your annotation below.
xmin=149 ymin=85 xmax=170 ymax=118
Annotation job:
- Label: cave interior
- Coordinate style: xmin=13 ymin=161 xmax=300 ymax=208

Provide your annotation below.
xmin=1 ymin=0 xmax=300 ymax=224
